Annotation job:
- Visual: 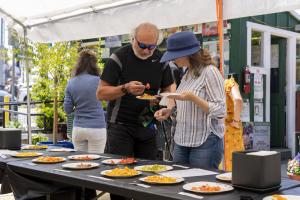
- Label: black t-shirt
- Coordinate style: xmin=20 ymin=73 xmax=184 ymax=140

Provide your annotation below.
xmin=101 ymin=44 xmax=174 ymax=125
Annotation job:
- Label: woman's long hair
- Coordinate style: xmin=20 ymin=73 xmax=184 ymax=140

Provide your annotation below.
xmin=73 ymin=49 xmax=100 ymax=77
xmin=187 ymin=49 xmax=215 ymax=78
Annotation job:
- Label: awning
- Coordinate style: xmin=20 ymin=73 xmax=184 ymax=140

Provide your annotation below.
xmin=1 ymin=0 xmax=300 ymax=43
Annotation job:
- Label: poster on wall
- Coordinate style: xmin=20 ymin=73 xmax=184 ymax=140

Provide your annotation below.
xmin=121 ymin=34 xmax=131 ymax=44
xmin=105 ymin=36 xmax=122 ymax=48
xmin=243 ymin=122 xmax=270 ymax=150
xmin=203 ymin=41 xmax=218 ymax=57
xmin=243 ymin=122 xmax=254 ymax=150
xmin=202 ymin=21 xmax=228 ymax=36
xmin=241 ymin=99 xmax=250 ymax=122
xmin=252 ymin=122 xmax=270 ymax=150
xmin=254 ymin=100 xmax=264 ymax=122
xmin=254 ymin=73 xmax=263 ymax=99
xmin=202 ymin=22 xmax=218 ymax=36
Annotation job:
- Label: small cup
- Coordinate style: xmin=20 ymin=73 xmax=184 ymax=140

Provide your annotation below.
xmin=163 ymin=150 xmax=172 ymax=162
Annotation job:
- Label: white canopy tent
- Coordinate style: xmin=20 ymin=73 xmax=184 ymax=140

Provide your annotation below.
xmin=1 ymin=0 xmax=300 ymax=43
xmin=1 ymin=0 xmax=300 ymax=147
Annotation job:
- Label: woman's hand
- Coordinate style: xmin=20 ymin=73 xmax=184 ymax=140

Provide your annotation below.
xmin=168 ymin=91 xmax=194 ymax=101
xmin=154 ymin=108 xmax=172 ymax=121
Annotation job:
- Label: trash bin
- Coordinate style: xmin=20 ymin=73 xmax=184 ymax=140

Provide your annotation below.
xmin=0 ymin=128 xmax=21 ymax=150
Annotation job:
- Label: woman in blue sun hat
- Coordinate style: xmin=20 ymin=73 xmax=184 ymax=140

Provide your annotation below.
xmin=154 ymin=31 xmax=226 ymax=169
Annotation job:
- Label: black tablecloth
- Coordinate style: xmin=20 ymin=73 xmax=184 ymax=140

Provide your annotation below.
xmin=6 ymin=153 xmax=300 ymax=200
xmin=0 ymin=149 xmax=81 ymax=194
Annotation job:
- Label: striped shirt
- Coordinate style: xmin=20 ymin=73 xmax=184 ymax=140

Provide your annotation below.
xmin=174 ymin=65 xmax=226 ymax=147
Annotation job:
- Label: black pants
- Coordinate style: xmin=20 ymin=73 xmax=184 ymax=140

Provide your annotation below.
xmin=105 ymin=122 xmax=158 ymax=200
xmin=105 ymin=122 xmax=158 ymax=160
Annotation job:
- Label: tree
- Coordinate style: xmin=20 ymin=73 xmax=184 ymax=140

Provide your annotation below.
xmin=31 ymin=42 xmax=78 ymax=142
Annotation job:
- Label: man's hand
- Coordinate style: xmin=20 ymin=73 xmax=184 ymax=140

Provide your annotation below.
xmin=126 ymin=81 xmax=145 ymax=95
xmin=154 ymin=108 xmax=172 ymax=121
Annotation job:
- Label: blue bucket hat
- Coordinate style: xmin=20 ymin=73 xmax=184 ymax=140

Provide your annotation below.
xmin=160 ymin=31 xmax=200 ymax=63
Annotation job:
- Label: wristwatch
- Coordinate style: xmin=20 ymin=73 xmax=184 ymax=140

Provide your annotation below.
xmin=121 ymin=84 xmax=128 ymax=94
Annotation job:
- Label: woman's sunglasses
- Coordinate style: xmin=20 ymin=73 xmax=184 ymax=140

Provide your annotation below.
xmin=136 ymin=39 xmax=157 ymax=50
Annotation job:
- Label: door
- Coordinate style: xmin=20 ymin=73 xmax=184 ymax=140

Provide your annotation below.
xmin=270 ymin=36 xmax=286 ymax=147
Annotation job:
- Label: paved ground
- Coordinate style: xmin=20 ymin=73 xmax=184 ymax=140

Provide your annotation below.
xmin=98 ymin=192 xmax=110 ymax=200
xmin=0 ymin=185 xmax=111 ymax=200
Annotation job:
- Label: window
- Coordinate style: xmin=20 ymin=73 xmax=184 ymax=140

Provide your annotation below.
xmin=251 ymin=31 xmax=263 ymax=67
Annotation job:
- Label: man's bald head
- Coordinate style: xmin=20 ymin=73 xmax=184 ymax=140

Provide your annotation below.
xmin=134 ymin=22 xmax=159 ymax=42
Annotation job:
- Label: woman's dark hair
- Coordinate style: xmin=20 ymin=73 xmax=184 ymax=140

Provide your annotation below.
xmin=188 ymin=49 xmax=216 ymax=78
xmin=73 ymin=49 xmax=100 ymax=77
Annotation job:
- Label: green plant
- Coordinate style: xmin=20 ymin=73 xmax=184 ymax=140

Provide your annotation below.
xmin=31 ymin=42 xmax=79 ymax=137
xmin=35 ymin=105 xmax=66 ymax=131
xmin=7 ymin=120 xmax=22 ymax=129
xmin=31 ymin=133 xmax=48 ymax=145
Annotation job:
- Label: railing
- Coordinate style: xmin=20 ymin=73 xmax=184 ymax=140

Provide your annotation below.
xmin=0 ymin=108 xmax=46 ymax=132
xmin=0 ymin=100 xmax=63 ymax=133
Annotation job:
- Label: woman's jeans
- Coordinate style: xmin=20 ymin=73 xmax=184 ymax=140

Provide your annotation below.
xmin=173 ymin=134 xmax=223 ymax=170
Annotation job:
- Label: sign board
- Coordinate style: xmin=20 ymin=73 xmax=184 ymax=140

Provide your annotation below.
xmin=105 ymin=35 xmax=122 ymax=48
xmin=254 ymin=99 xmax=264 ymax=122
xmin=243 ymin=122 xmax=270 ymax=150
xmin=243 ymin=122 xmax=254 ymax=150
xmin=253 ymin=122 xmax=270 ymax=150
xmin=241 ymin=99 xmax=250 ymax=122
xmin=254 ymin=73 xmax=263 ymax=99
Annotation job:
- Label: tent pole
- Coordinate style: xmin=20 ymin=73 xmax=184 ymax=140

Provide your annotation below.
xmin=216 ymin=0 xmax=224 ymax=76
xmin=23 ymin=28 xmax=32 ymax=144
xmin=0 ymin=7 xmax=32 ymax=144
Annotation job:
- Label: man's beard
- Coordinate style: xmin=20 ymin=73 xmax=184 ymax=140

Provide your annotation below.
xmin=132 ymin=45 xmax=153 ymax=60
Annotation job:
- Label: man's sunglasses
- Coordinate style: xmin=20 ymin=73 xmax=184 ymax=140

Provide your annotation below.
xmin=136 ymin=39 xmax=157 ymax=50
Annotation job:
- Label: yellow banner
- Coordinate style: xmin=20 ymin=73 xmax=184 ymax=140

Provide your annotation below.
xmin=4 ymin=96 xmax=9 ymax=126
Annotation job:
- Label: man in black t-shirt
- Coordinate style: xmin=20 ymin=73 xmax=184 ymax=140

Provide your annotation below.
xmin=96 ymin=23 xmax=174 ymax=161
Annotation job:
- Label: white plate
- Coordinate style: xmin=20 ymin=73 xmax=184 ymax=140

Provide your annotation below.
xmin=139 ymin=176 xmax=184 ymax=185
xmin=62 ymin=162 xmax=100 ymax=169
xmin=134 ymin=164 xmax=173 ymax=172
xmin=48 ymin=148 xmax=76 ymax=152
xmin=12 ymin=152 xmax=43 ymax=158
xmin=263 ymin=195 xmax=300 ymax=200
xmin=22 ymin=145 xmax=48 ymax=150
xmin=216 ymin=172 xmax=232 ymax=182
xmin=160 ymin=92 xmax=181 ymax=97
xmin=183 ymin=181 xmax=234 ymax=194
xmin=136 ymin=95 xmax=157 ymax=100
xmin=100 ymin=169 xmax=142 ymax=178
xmin=102 ymin=158 xmax=137 ymax=165
xmin=68 ymin=154 xmax=101 ymax=160
xmin=32 ymin=157 xmax=66 ymax=164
